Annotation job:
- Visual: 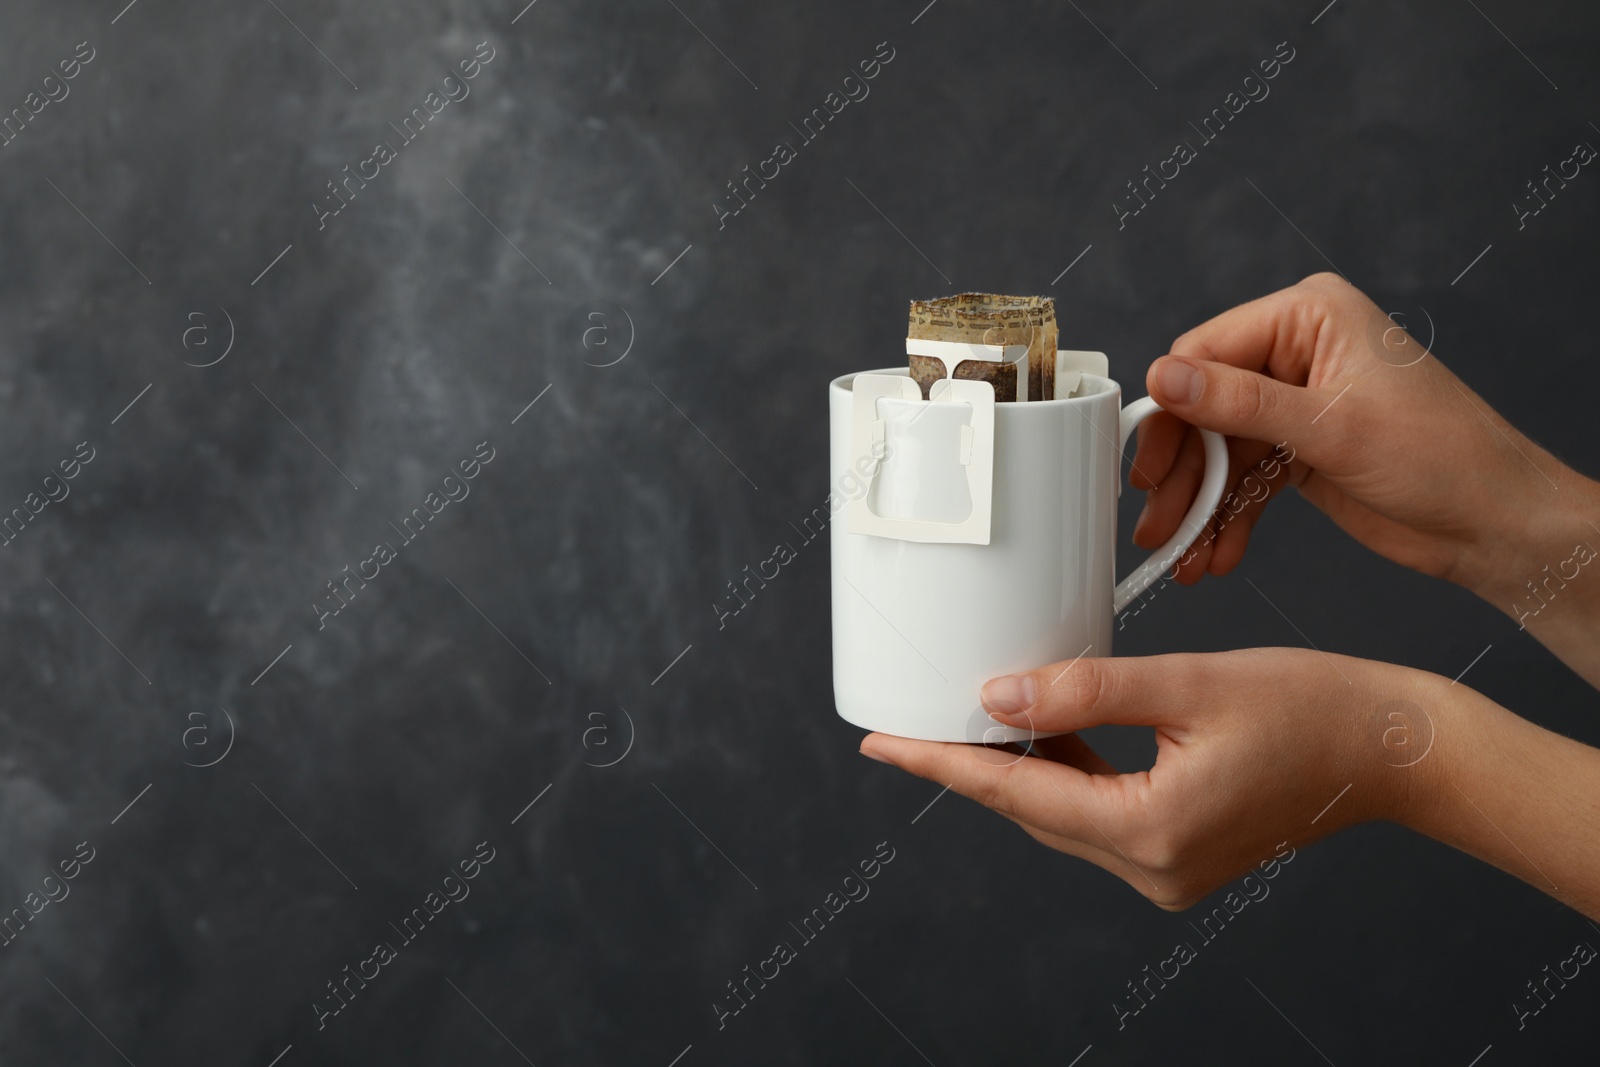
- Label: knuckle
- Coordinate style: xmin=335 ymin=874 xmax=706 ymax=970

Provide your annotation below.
xmin=1288 ymin=279 xmax=1343 ymax=330
xmin=965 ymin=760 xmax=1021 ymax=818
xmin=969 ymin=777 xmax=1006 ymax=814
xmin=1149 ymin=887 xmax=1202 ymax=912
xmin=1328 ymin=393 xmax=1374 ymax=441
xmin=1169 ymin=328 xmax=1218 ymax=362
xmin=1040 ymin=656 xmax=1108 ymax=718
xmin=1130 ymin=827 xmax=1184 ymax=875
xmin=1223 ymin=371 xmax=1270 ymax=425
xmin=1136 ymin=850 xmax=1204 ymax=911
xmin=1111 ymin=793 xmax=1203 ymax=907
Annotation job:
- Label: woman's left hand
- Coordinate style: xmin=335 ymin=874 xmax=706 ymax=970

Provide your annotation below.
xmin=859 ymin=648 xmax=1446 ymax=909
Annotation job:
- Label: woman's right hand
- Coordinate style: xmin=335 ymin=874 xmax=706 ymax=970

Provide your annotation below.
xmin=1130 ymin=274 xmax=1600 ymax=677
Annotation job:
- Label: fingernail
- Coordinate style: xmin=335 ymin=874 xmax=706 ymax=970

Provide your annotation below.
xmin=1155 ymin=358 xmax=1203 ymax=405
xmin=982 ymin=674 xmax=1036 ymax=718
xmin=859 ymin=746 xmax=893 ymax=765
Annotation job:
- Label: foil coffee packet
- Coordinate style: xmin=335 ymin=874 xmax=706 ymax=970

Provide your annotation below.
xmin=907 ymin=293 xmax=1058 ymax=402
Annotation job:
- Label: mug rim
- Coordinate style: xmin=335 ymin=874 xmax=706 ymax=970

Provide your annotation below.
xmin=828 ymin=367 xmax=1121 ymax=407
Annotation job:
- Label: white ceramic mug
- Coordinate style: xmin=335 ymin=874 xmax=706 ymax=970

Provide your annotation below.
xmin=829 ymin=367 xmax=1228 ymax=742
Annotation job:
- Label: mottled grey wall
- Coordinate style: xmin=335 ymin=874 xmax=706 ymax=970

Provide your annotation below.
xmin=1 ymin=0 xmax=1597 ymax=1063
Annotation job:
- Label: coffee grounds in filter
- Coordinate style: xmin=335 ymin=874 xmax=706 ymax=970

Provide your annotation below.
xmin=907 ymin=293 xmax=1058 ymax=402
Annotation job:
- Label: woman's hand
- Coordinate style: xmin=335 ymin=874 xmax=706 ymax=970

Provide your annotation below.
xmin=861 ymin=648 xmax=1439 ymax=909
xmin=1131 ymin=272 xmax=1600 ymax=684
xmin=861 ymin=648 xmax=1600 ymax=917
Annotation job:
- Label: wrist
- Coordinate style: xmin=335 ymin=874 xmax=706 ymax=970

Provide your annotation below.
xmin=1395 ymin=678 xmax=1554 ymax=885
xmin=1465 ymin=466 xmax=1600 ymax=619
xmin=1398 ymin=681 xmax=1600 ymax=917
xmin=1387 ymin=673 xmax=1490 ymax=840
xmin=1360 ymin=670 xmax=1457 ymax=832
xmin=1473 ymin=471 xmax=1600 ymax=687
xmin=1343 ymin=663 xmax=1462 ymax=831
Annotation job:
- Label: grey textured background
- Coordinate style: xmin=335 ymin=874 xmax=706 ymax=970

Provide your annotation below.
xmin=1 ymin=0 xmax=1598 ymax=1063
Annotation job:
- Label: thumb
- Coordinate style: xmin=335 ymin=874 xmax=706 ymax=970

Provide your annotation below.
xmin=1148 ymin=355 xmax=1334 ymax=463
xmin=982 ymin=654 xmax=1198 ymax=735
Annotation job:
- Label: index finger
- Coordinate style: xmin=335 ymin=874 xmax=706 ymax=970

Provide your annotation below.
xmin=1168 ymin=273 xmax=1356 ymax=385
xmin=859 ymin=733 xmax=1140 ymax=846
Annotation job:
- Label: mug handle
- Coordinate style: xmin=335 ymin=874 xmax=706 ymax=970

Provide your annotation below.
xmin=1112 ymin=397 xmax=1230 ymax=612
